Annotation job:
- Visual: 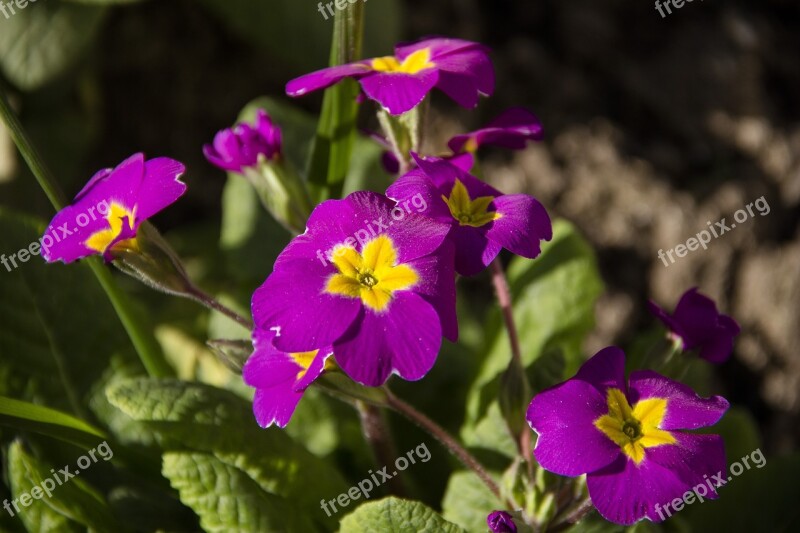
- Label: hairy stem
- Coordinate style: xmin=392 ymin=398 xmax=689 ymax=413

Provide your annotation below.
xmin=385 ymin=391 xmax=510 ymax=506
xmin=357 ymin=402 xmax=407 ymax=496
xmin=491 ymin=259 xmax=523 ymax=367
xmin=186 ymin=285 xmax=254 ymax=330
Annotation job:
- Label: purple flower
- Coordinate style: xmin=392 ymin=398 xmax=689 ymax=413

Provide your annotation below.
xmin=648 ymin=288 xmax=740 ymax=363
xmin=527 ymin=347 xmax=729 ymax=525
xmin=448 ymin=107 xmax=543 ymax=153
xmin=251 ymin=191 xmax=457 ymax=386
xmin=243 ymin=328 xmax=332 ymax=428
xmin=286 ymin=37 xmax=494 ymax=115
xmin=42 ymin=153 xmax=186 ymax=263
xmin=387 ymin=155 xmax=552 ymax=276
xmin=203 ymin=109 xmax=282 ymax=172
xmin=487 ymin=510 xmax=517 ymax=533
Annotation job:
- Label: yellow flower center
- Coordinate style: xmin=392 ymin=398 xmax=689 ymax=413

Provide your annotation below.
xmin=371 ymin=48 xmax=436 ymax=75
xmin=290 ymin=350 xmax=335 ymax=381
xmin=324 ymin=235 xmax=418 ymax=312
xmin=442 ymin=179 xmax=501 ymax=228
xmin=594 ymin=388 xmax=676 ymax=465
xmin=85 ymin=202 xmax=138 ymax=253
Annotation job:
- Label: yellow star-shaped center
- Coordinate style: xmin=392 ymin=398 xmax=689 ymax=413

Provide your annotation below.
xmin=324 ymin=235 xmax=418 ymax=312
xmin=594 ymin=388 xmax=676 ymax=465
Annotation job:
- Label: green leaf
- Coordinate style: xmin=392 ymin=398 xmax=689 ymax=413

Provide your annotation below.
xmin=7 ymin=442 xmax=79 ymax=532
xmin=462 ymin=220 xmax=603 ymax=456
xmin=442 ymin=471 xmax=503 ymax=532
xmin=0 ymin=2 xmax=106 ymax=90
xmin=0 ymin=210 xmax=136 ymax=416
xmin=106 ymin=378 xmax=349 ymax=529
xmin=162 ymin=452 xmax=318 ymax=533
xmin=7 ymin=441 xmax=118 ymax=532
xmin=0 ymin=396 xmax=106 ymax=450
xmin=340 ymin=497 xmax=467 ymax=533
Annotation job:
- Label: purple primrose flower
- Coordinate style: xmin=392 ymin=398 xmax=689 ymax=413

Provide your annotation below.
xmin=649 ymin=288 xmax=740 ymax=363
xmin=251 ymin=191 xmax=457 ymax=386
xmin=387 ymin=155 xmax=552 ymax=276
xmin=448 ymin=107 xmax=543 ymax=153
xmin=41 ymin=153 xmax=186 ymax=263
xmin=243 ymin=328 xmax=333 ymax=428
xmin=527 ymin=347 xmax=729 ymax=525
xmin=203 ymin=109 xmax=282 ymax=173
xmin=286 ymin=37 xmax=494 ymax=115
xmin=487 ymin=510 xmax=517 ymax=533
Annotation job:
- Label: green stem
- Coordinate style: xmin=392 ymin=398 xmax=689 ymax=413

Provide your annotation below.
xmin=0 ymin=88 xmax=173 ymax=378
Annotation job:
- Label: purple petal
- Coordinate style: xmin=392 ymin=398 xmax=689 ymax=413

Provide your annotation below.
xmin=527 ymin=379 xmax=620 ymax=476
xmin=359 ymin=70 xmax=439 ymax=115
xmin=414 ymin=155 xmax=501 ymax=198
xmin=446 ymin=152 xmax=475 ymax=171
xmin=487 ymin=510 xmax=517 ymax=533
xmin=251 ymin=261 xmax=361 ymax=352
xmin=628 ymin=370 xmax=729 ymax=431
xmin=448 ymin=108 xmax=544 ymax=153
xmin=587 ymin=433 xmax=726 ymax=525
xmin=574 ymin=346 xmax=627 ymax=394
xmin=408 ymin=240 xmax=458 ymax=342
xmin=698 ymin=315 xmax=740 ymax=363
xmin=136 ymin=157 xmax=187 ymax=221
xmin=385 ymin=169 xmax=453 ymax=223
xmin=484 ymin=194 xmax=552 ymax=259
xmin=286 ymin=62 xmax=372 ymax=97
xmin=450 ymin=225 xmax=501 ymax=276
xmin=333 ymin=292 xmax=442 ymax=386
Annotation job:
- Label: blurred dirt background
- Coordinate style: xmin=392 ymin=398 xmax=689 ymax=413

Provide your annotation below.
xmin=1 ymin=0 xmax=798 ymax=454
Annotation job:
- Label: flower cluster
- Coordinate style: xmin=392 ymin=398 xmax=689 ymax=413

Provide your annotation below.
xmin=37 ymin=33 xmax=742 ymax=529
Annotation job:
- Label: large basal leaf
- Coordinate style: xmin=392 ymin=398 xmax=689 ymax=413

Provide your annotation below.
xmin=0 ymin=210 xmax=133 ymax=416
xmin=462 ymin=220 xmax=604 ymax=456
xmin=162 ymin=452 xmax=318 ymax=533
xmin=441 ymin=471 xmax=503 ymax=532
xmin=7 ymin=441 xmax=118 ymax=531
xmin=0 ymin=1 xmax=106 ymax=90
xmin=340 ymin=496 xmax=466 ymax=533
xmin=106 ymin=378 xmax=348 ymax=530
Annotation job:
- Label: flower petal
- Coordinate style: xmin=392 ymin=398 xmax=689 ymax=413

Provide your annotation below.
xmin=359 ymin=70 xmax=439 ymax=115
xmin=450 ymin=225 xmax=501 ymax=276
xmin=333 ymin=291 xmax=442 ymax=386
xmin=628 ymin=370 xmax=729 ymax=431
xmin=573 ymin=346 xmax=628 ymax=394
xmin=286 ymin=62 xmax=372 ymax=97
xmin=136 ymin=157 xmax=187 ymax=220
xmin=586 ymin=433 xmax=726 ymax=525
xmin=527 ymin=379 xmax=621 ymax=476
xmin=252 ymin=260 xmax=361 ymax=352
xmin=484 ymin=194 xmax=552 ymax=259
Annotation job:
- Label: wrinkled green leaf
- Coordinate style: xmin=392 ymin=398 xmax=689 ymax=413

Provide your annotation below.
xmin=106 ymin=378 xmax=348 ymax=529
xmin=340 ymin=497 xmax=466 ymax=533
xmin=163 ymin=452 xmax=317 ymax=533
xmin=7 ymin=441 xmax=117 ymax=531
